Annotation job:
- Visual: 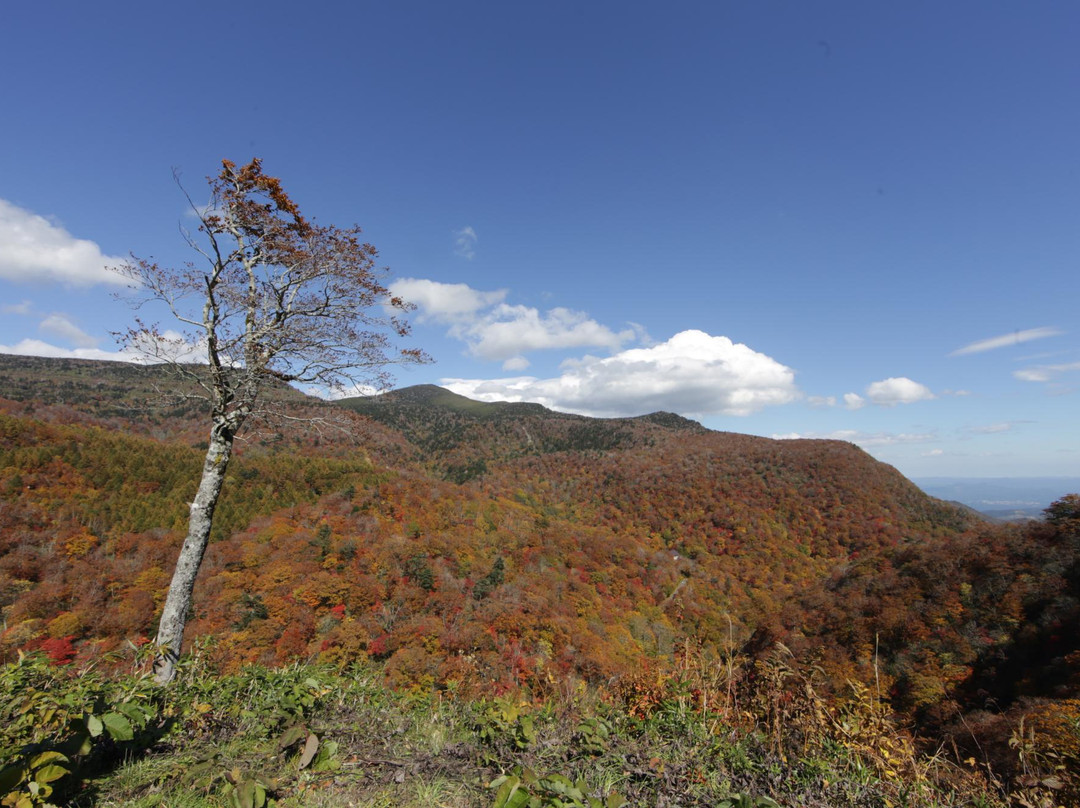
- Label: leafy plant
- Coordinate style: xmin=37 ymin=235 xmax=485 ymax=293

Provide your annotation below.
xmin=0 ymin=651 xmax=160 ymax=807
xmin=575 ymin=717 xmax=613 ymax=756
xmin=716 ymin=794 xmax=782 ymax=808
xmin=476 ymin=697 xmax=538 ymax=756
xmin=490 ymin=768 xmax=626 ymax=808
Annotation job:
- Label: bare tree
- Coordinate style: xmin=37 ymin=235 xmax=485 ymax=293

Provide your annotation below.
xmin=115 ymin=159 xmax=428 ymax=683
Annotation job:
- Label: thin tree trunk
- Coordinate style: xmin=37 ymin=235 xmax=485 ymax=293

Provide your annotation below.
xmin=153 ymin=419 xmax=234 ymax=683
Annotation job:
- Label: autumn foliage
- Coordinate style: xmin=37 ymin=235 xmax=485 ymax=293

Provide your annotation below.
xmin=1 ymin=355 xmax=1079 ymax=798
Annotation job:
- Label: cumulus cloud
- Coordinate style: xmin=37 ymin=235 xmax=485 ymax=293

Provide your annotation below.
xmin=453 ymin=226 xmax=477 ymax=259
xmin=950 ymin=326 xmax=1064 ymax=356
xmin=843 ymin=392 xmax=865 ymax=410
xmin=464 ymin=304 xmax=635 ymax=363
xmin=1013 ymin=361 xmax=1080 ymax=383
xmin=865 ymin=377 xmax=935 ymax=406
xmin=774 ymin=429 xmax=936 ymax=448
xmin=0 ymin=199 xmax=128 ymax=286
xmin=39 ymin=314 xmax=98 ymax=348
xmin=442 ymin=329 xmax=799 ymax=418
xmin=390 ymin=278 xmax=634 ymax=364
xmin=389 ymin=278 xmax=507 ymax=320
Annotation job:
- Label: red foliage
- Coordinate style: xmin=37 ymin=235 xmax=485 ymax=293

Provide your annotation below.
xmin=40 ymin=635 xmax=77 ymax=665
xmin=368 ymin=634 xmax=391 ymax=658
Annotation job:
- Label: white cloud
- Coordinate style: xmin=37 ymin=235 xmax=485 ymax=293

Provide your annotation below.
xmin=0 ymin=329 xmax=205 ymax=365
xmin=774 ymin=429 xmax=936 ymax=447
xmin=843 ymin=392 xmax=865 ymax=410
xmin=502 ymin=356 xmax=531 ymax=372
xmin=389 ymin=278 xmax=507 ymax=320
xmin=462 ymin=304 xmax=635 ymax=361
xmin=627 ymin=321 xmax=654 ymax=347
xmin=0 ymin=199 xmax=128 ymax=286
xmin=391 ymin=277 xmax=634 ymax=362
xmin=865 ymin=377 xmax=935 ymax=406
xmin=442 ymin=329 xmax=799 ymax=417
xmin=2 ymin=300 xmax=32 ymax=315
xmin=1015 ymin=350 xmax=1068 ymax=363
xmin=0 ymin=338 xmax=131 ymax=362
xmin=856 ymin=432 xmax=937 ymax=447
xmin=922 ymin=448 xmax=944 ymax=457
xmin=126 ymin=330 xmax=208 ymax=364
xmin=39 ymin=314 xmax=99 ymax=348
xmin=453 ymin=226 xmax=477 ymax=260
xmin=1013 ymin=361 xmax=1080 ymax=383
xmin=838 ymin=379 xmax=935 ymax=409
xmin=807 ymin=395 xmax=836 ymax=408
xmin=311 ymin=381 xmax=381 ymax=401
xmin=950 ymin=326 xmax=1064 ymax=356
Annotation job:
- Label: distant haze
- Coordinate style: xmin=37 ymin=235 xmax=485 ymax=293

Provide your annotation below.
xmin=912 ymin=477 xmax=1080 ymax=515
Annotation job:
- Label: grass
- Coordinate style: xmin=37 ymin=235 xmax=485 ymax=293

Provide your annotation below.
xmin=0 ymin=648 xmax=1047 ymax=808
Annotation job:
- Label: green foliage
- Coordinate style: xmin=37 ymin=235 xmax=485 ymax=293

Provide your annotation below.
xmin=0 ymin=650 xmax=160 ymax=807
xmin=475 ymin=696 xmax=538 ymax=757
xmin=235 ymin=593 xmax=270 ymax=628
xmin=490 ymin=769 xmax=626 ymax=808
xmin=575 ymin=717 xmax=613 ymax=755
xmin=1 ymin=651 xmax=1016 ymax=807
xmin=1044 ymin=493 xmax=1080 ymax=525
xmin=716 ymin=795 xmax=782 ymax=808
xmin=473 ymin=557 xmax=506 ymax=600
xmin=222 ymin=769 xmax=275 ymax=808
xmin=405 ymin=554 xmax=435 ymax=591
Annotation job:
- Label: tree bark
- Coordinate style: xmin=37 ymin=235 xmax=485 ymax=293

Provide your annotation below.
xmin=153 ymin=419 xmax=234 ymax=683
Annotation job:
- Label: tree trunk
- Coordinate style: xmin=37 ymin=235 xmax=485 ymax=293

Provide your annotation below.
xmin=153 ymin=419 xmax=234 ymax=683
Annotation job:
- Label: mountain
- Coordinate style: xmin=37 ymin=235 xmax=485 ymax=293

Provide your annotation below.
xmin=337 ymin=384 xmax=705 ymax=482
xmin=0 ymin=353 xmax=315 ymax=441
xmin=1 ymin=354 xmax=1078 ymax=787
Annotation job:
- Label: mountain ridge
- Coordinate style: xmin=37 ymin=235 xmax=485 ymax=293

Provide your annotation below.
xmin=2 ymin=351 xmax=1077 ymax=785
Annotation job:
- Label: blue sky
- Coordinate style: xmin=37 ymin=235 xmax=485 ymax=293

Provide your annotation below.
xmin=1 ymin=2 xmax=1078 ymax=479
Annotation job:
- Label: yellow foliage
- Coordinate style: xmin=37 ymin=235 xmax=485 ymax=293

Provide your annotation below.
xmin=1029 ymin=698 xmax=1080 ymax=769
xmin=1 ymin=619 xmax=45 ymax=652
xmin=47 ymin=611 xmax=81 ymax=639
xmin=133 ymin=566 xmax=170 ymax=604
xmin=292 ymin=572 xmax=349 ymax=609
xmin=64 ymin=531 xmax=98 ymax=559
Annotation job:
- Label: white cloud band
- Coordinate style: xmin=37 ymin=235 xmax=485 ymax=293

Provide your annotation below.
xmin=442 ymin=329 xmax=799 ymax=417
xmin=950 ymin=326 xmax=1063 ymax=356
xmin=775 ymin=429 xmax=936 ymax=447
xmin=1013 ymin=361 xmax=1080 ymax=383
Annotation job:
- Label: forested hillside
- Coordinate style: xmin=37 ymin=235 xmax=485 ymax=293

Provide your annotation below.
xmin=1 ymin=354 xmax=1078 ymax=805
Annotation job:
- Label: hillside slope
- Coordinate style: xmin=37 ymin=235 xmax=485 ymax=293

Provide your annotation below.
xmin=1 ymin=355 xmax=1078 ymax=796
